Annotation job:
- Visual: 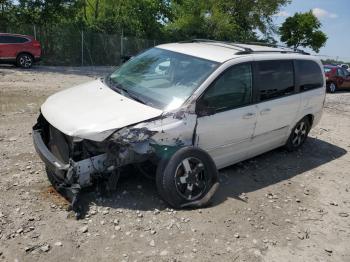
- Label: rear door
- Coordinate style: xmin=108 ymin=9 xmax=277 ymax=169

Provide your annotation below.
xmin=250 ymin=59 xmax=300 ymax=155
xmin=196 ymin=62 xmax=258 ymax=169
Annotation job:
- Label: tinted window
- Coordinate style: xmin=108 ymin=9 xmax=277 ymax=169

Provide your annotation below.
xmin=337 ymin=68 xmax=345 ymax=77
xmin=201 ymin=63 xmax=252 ymax=112
xmin=0 ymin=35 xmax=29 ymax=44
xmin=256 ymin=60 xmax=294 ymax=101
xmin=344 ymin=69 xmax=350 ymax=76
xmin=296 ymin=60 xmax=323 ymax=91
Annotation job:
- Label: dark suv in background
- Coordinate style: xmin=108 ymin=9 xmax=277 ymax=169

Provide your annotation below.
xmin=0 ymin=33 xmax=41 ymax=68
xmin=324 ymin=65 xmax=350 ymax=93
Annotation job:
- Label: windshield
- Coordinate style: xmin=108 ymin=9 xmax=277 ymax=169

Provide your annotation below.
xmin=108 ymin=48 xmax=219 ymax=110
xmin=324 ymin=67 xmax=332 ymax=73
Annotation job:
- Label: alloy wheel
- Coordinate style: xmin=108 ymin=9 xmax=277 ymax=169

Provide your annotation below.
xmin=330 ymin=83 xmax=336 ymax=93
xmin=292 ymin=121 xmax=307 ymax=147
xmin=19 ymin=55 xmax=32 ymax=68
xmin=174 ymin=157 xmax=208 ymax=201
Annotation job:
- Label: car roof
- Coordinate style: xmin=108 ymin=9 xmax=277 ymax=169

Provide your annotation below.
xmin=0 ymin=33 xmax=34 ymax=39
xmin=157 ymin=41 xmax=312 ymax=63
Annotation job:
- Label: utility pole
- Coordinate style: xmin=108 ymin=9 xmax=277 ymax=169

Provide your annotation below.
xmin=81 ymin=30 xmax=84 ymax=66
xmin=120 ymin=28 xmax=124 ymax=60
xmin=33 ymin=25 xmax=37 ymax=39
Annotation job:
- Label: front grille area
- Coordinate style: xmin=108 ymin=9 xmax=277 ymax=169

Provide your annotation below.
xmin=38 ymin=115 xmax=72 ymax=164
xmin=48 ymin=124 xmax=71 ymax=164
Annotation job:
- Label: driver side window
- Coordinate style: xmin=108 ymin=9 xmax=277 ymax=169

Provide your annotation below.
xmin=201 ymin=63 xmax=252 ymax=112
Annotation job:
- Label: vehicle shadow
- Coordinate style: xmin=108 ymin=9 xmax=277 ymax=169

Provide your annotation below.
xmin=212 ymin=137 xmax=347 ymax=205
xmin=77 ymin=137 xmax=347 ymax=216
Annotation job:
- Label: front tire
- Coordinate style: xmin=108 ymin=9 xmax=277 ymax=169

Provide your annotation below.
xmin=156 ymin=147 xmax=218 ymax=208
xmin=16 ymin=53 xmax=33 ymax=68
xmin=285 ymin=117 xmax=310 ymax=151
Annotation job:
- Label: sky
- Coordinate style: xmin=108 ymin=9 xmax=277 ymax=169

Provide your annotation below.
xmin=274 ymin=0 xmax=350 ymax=62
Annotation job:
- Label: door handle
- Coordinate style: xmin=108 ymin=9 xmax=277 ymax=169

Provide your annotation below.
xmin=242 ymin=112 xmax=256 ymax=119
xmin=260 ymin=108 xmax=271 ymax=115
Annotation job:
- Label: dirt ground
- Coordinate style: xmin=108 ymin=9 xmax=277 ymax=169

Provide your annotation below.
xmin=0 ymin=66 xmax=349 ymax=262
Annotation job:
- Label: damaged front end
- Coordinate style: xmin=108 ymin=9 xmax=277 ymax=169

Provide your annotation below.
xmin=32 ymin=111 xmax=197 ymax=217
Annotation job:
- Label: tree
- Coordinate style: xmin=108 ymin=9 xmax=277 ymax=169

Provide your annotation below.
xmin=13 ymin=0 xmax=80 ymax=26
xmin=78 ymin=0 xmax=172 ymax=38
xmin=0 ymin=0 xmax=14 ymax=31
xmin=279 ymin=11 xmax=327 ymax=53
xmin=164 ymin=0 xmax=291 ymax=42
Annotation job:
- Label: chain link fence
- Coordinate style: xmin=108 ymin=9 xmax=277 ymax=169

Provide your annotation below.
xmin=3 ymin=24 xmax=162 ymax=66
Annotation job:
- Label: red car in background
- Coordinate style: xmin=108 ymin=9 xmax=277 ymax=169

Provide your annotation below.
xmin=324 ymin=65 xmax=350 ymax=93
xmin=0 ymin=33 xmax=41 ymax=68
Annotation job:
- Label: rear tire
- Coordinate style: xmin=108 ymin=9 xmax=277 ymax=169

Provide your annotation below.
xmin=285 ymin=117 xmax=310 ymax=151
xmin=16 ymin=53 xmax=33 ymax=68
xmin=156 ymin=147 xmax=218 ymax=208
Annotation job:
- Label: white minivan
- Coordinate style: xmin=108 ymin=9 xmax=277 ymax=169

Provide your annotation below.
xmin=33 ymin=40 xmax=325 ymax=214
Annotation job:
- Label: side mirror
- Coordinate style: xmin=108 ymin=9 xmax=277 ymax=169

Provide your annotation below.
xmin=196 ymin=100 xmax=216 ymax=117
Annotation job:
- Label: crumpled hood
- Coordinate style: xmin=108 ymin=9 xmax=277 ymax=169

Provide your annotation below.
xmin=41 ymin=79 xmax=163 ymax=141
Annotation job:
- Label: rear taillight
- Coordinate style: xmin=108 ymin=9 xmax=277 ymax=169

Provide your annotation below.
xmin=32 ymin=41 xmax=41 ymax=48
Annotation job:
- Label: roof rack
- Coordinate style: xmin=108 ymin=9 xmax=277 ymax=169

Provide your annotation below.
xmin=179 ymin=39 xmax=254 ymax=54
xmin=179 ymin=39 xmax=310 ymax=55
xmin=239 ymin=41 xmax=310 ymax=55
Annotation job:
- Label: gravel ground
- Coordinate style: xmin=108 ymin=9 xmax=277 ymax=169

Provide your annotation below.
xmin=0 ymin=66 xmax=349 ymax=262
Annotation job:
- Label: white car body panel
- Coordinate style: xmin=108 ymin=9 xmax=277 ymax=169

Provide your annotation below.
xmin=41 ymin=79 xmax=163 ymax=141
xmin=252 ymin=94 xmax=302 ymax=153
xmin=196 ymin=105 xmax=258 ymax=169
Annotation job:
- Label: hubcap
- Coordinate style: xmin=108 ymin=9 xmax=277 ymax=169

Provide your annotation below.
xmin=20 ymin=55 xmax=32 ymax=68
xmin=292 ymin=121 xmax=307 ymax=147
xmin=175 ymin=157 xmax=208 ymax=201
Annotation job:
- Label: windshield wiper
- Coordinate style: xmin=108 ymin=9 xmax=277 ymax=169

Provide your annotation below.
xmin=107 ymin=76 xmax=148 ymax=106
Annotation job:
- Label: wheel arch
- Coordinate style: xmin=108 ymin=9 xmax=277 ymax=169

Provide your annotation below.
xmin=305 ymin=114 xmax=314 ymax=127
xmin=16 ymin=51 xmax=34 ymax=60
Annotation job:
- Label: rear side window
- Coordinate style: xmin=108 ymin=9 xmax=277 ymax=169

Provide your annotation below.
xmin=256 ymin=60 xmax=295 ymax=101
xmin=0 ymin=35 xmax=29 ymax=44
xmin=296 ymin=60 xmax=323 ymax=91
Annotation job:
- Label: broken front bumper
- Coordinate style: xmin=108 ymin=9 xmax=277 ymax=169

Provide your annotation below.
xmin=33 ymin=128 xmax=69 ymax=178
xmin=33 ymin=124 xmax=110 ymax=218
